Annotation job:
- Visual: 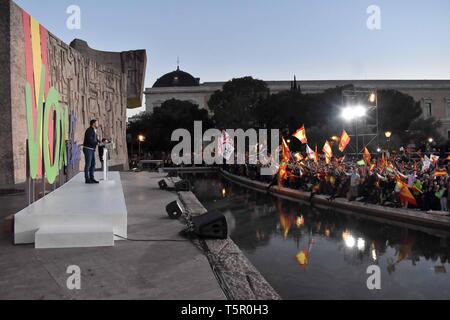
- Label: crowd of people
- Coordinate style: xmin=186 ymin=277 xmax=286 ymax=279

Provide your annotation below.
xmin=223 ymin=150 xmax=450 ymax=213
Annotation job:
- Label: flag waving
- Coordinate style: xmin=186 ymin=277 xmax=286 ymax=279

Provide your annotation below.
xmin=364 ymin=147 xmax=371 ymax=165
xmin=339 ymin=130 xmax=351 ymax=152
xmin=323 ymin=141 xmax=333 ymax=164
xmin=281 ymin=137 xmax=291 ymax=162
xmin=314 ymin=145 xmax=319 ymax=164
xmin=430 ymin=154 xmax=440 ymax=165
xmin=306 ymin=145 xmax=315 ymax=161
xmin=396 ymin=179 xmax=417 ymax=207
xmin=293 ymin=125 xmax=308 ymax=144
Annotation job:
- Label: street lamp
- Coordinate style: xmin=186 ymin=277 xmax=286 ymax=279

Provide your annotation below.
xmin=384 ymin=131 xmax=392 ymax=152
xmin=428 ymin=138 xmax=434 ymax=144
xmin=138 ymin=135 xmax=145 ymax=159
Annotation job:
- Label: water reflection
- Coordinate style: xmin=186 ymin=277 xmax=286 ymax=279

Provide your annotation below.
xmin=184 ymin=173 xmax=450 ymax=299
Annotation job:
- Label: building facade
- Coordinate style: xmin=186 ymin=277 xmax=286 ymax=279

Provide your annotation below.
xmin=145 ymin=69 xmax=450 ymax=139
xmin=0 ymin=0 xmax=146 ymax=185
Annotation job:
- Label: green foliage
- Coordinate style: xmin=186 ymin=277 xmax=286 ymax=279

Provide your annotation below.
xmin=127 ymin=99 xmax=212 ymax=152
xmin=208 ymin=77 xmax=269 ymax=129
xmin=405 ymin=117 xmax=443 ymax=145
xmin=378 ymin=90 xmax=423 ymax=135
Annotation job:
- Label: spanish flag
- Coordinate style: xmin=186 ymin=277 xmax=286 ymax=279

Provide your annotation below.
xmin=323 ymin=141 xmax=333 ymax=164
xmin=293 ymin=125 xmax=308 ymax=144
xmin=396 ymin=179 xmax=417 ymax=207
xmin=314 ymin=145 xmax=319 ymax=164
xmin=364 ymin=147 xmax=371 ymax=165
xmin=339 ymin=130 xmax=351 ymax=152
xmin=434 ymin=171 xmax=448 ymax=177
xmin=279 ymin=164 xmax=288 ymax=181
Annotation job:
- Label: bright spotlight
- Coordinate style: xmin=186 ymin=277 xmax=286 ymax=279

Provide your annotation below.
xmin=341 ymin=106 xmax=366 ymax=121
xmin=341 ymin=107 xmax=355 ymax=121
xmin=354 ymin=105 xmax=367 ymax=118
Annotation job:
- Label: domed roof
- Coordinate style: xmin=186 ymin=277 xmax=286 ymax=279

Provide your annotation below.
xmin=153 ymin=67 xmax=200 ymax=88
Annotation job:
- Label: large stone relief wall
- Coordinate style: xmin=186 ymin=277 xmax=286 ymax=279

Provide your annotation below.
xmin=0 ymin=0 xmax=146 ymax=185
xmin=48 ymin=34 xmax=129 ymax=169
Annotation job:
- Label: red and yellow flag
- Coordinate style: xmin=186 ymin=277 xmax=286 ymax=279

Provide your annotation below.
xmin=397 ymin=179 xmax=417 ymax=207
xmin=339 ymin=130 xmax=351 ymax=152
xmin=314 ymin=145 xmax=319 ymax=164
xmin=281 ymin=137 xmax=291 ymax=162
xmin=293 ymin=126 xmax=307 ymax=144
xmin=323 ymin=141 xmax=333 ymax=164
xmin=434 ymin=171 xmax=448 ymax=177
xmin=364 ymin=147 xmax=371 ymax=165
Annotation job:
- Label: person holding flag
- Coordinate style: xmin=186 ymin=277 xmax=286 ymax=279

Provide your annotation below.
xmin=293 ymin=125 xmax=308 ymax=144
xmin=364 ymin=147 xmax=372 ymax=165
xmin=339 ymin=130 xmax=351 ymax=152
xmin=323 ymin=141 xmax=333 ymax=164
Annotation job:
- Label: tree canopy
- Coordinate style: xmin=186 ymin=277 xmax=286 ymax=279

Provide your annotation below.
xmin=127 ymin=99 xmax=212 ymax=153
xmin=208 ymin=77 xmax=269 ymax=129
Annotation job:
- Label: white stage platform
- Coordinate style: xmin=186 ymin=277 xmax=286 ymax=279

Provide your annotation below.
xmin=15 ymin=172 xmax=127 ymax=248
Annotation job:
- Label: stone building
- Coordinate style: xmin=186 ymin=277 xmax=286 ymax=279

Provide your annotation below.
xmin=0 ymin=0 xmax=146 ymax=185
xmin=145 ymin=69 xmax=450 ymax=138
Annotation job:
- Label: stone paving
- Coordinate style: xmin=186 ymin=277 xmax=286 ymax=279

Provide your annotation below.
xmin=0 ymin=172 xmax=225 ymax=300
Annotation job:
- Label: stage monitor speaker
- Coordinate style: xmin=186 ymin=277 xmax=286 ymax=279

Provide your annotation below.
xmin=191 ymin=211 xmax=228 ymax=239
xmin=158 ymin=179 xmax=168 ymax=190
xmin=175 ymin=180 xmax=191 ymax=192
xmin=166 ymin=201 xmax=183 ymax=219
xmin=167 ymin=171 xmax=178 ymax=178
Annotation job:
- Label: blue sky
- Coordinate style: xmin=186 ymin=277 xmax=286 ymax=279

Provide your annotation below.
xmin=15 ymin=0 xmax=450 ymax=116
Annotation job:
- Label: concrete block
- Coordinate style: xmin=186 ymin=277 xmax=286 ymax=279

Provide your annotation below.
xmin=35 ymin=225 xmax=114 ymax=249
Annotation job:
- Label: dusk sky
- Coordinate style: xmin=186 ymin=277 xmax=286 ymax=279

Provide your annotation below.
xmin=15 ymin=0 xmax=450 ymax=116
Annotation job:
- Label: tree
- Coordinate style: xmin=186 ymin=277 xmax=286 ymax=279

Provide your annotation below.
xmin=405 ymin=117 xmax=443 ymax=146
xmin=378 ymin=90 xmax=422 ymax=137
xmin=127 ymin=99 xmax=212 ymax=154
xmin=208 ymin=77 xmax=269 ymax=129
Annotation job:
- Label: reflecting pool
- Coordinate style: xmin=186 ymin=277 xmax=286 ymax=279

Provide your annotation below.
xmin=184 ymin=173 xmax=450 ymax=300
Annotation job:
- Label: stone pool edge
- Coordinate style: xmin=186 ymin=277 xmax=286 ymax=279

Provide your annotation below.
xmin=177 ymin=191 xmax=282 ymax=300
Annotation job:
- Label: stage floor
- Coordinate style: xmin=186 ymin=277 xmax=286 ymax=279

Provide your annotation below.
xmin=14 ymin=172 xmax=127 ymax=246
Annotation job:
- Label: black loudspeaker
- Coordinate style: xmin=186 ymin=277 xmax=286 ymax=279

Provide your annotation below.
xmin=167 ymin=171 xmax=178 ymax=178
xmin=158 ymin=179 xmax=168 ymax=190
xmin=175 ymin=180 xmax=191 ymax=192
xmin=165 ymin=201 xmax=183 ymax=219
xmin=191 ymin=211 xmax=228 ymax=239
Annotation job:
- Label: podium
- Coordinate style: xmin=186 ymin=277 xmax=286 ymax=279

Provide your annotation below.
xmin=101 ymin=145 xmax=115 ymax=184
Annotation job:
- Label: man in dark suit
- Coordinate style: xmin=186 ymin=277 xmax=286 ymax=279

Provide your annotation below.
xmin=83 ymin=119 xmax=101 ymax=184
